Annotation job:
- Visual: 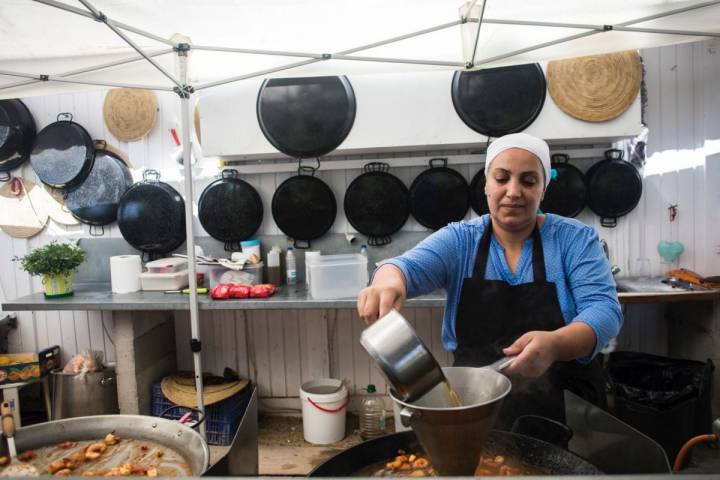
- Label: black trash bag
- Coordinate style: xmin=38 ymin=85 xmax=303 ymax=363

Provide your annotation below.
xmin=608 ymin=351 xmax=713 ymax=409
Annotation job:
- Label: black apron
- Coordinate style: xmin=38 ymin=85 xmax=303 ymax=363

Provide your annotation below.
xmin=453 ymin=219 xmax=606 ymax=430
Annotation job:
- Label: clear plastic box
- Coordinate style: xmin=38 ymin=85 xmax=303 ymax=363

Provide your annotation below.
xmin=204 ymin=262 xmax=264 ymax=289
xmin=139 ymin=269 xmax=189 ymax=291
xmin=307 ymin=254 xmax=368 ymax=300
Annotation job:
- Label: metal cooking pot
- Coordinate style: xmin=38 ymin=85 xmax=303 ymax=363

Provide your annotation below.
xmin=360 ymin=309 xmax=445 ymax=402
xmin=1 ymin=415 xmax=209 ymax=476
xmin=51 ymin=367 xmax=119 ymax=419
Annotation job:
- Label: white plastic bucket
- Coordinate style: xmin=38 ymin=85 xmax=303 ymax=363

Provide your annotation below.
xmin=299 ymin=378 xmax=348 ymax=445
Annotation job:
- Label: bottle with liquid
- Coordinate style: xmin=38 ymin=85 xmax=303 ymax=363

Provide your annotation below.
xmin=286 ymin=247 xmax=297 ymax=285
xmin=359 ymin=384 xmax=386 ymax=440
xmin=266 ymin=245 xmax=282 ymax=286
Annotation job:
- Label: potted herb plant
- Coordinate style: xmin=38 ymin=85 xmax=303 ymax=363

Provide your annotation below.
xmin=14 ymin=242 xmax=85 ymax=298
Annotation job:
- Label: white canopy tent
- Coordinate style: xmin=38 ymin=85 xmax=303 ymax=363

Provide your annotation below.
xmin=1 ymin=0 xmax=719 ymax=434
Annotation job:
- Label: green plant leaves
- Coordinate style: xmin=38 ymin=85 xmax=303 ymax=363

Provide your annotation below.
xmin=13 ymin=241 xmax=86 ymax=276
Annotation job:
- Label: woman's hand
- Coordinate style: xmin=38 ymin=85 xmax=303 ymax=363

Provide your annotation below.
xmin=501 ymin=322 xmax=597 ymax=377
xmin=357 ymin=264 xmax=407 ymax=324
xmin=501 ymin=331 xmax=560 ymax=378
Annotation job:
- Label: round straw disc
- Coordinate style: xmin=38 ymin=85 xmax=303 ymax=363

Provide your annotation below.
xmin=103 ymin=88 xmax=158 ymax=142
xmin=547 ymin=50 xmax=642 ymax=122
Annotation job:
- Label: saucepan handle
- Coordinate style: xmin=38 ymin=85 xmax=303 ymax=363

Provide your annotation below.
xmin=399 ymin=407 xmax=420 ymax=428
xmin=486 ymin=355 xmax=517 ymax=372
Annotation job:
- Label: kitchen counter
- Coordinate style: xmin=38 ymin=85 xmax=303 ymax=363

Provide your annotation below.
xmin=3 ymin=277 xmax=719 ymax=311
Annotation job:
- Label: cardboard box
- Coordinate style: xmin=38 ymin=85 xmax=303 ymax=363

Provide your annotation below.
xmin=0 ymin=345 xmax=60 ymax=385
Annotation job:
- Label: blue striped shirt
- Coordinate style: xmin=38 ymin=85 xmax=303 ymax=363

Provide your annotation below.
xmin=386 ymin=214 xmax=623 ymax=362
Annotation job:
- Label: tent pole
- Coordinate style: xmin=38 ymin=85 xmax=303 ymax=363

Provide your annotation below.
xmin=475 ymin=30 xmax=600 ymax=66
xmin=193 ymin=45 xmax=323 ymax=58
xmin=340 ymin=20 xmax=461 ymax=55
xmin=195 ymin=58 xmax=322 ymax=91
xmin=470 ymin=0 xmax=488 ymax=67
xmin=615 ymin=0 xmax=720 ymax=26
xmin=76 ymin=0 xmax=182 ymax=88
xmin=176 ymin=43 xmax=206 ymax=438
xmin=32 ymin=0 xmax=174 ymax=46
xmin=331 ymin=54 xmax=464 ymax=67
xmin=0 ymin=70 xmax=172 ymax=92
xmin=614 ymin=26 xmax=720 ymax=37
xmin=0 ymin=49 xmax=174 ymax=92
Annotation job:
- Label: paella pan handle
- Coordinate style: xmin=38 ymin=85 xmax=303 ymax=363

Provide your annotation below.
xmin=224 ymin=240 xmax=241 ymax=252
xmin=57 ymin=112 xmax=73 ymax=122
xmin=89 ymin=225 xmax=105 ymax=237
xmin=601 ymin=217 xmax=618 ymax=228
xmin=364 ymin=162 xmax=389 ymax=173
xmin=297 ymin=158 xmax=320 ymax=176
xmin=0 ymin=172 xmax=9 ymax=182
xmin=428 ymin=157 xmax=448 ymax=169
xmin=604 ymin=149 xmax=624 ymax=161
xmin=221 ymin=169 xmax=239 ymax=179
xmin=142 ymin=169 xmax=161 ymax=182
xmin=551 ymin=153 xmax=569 ymax=164
xmin=158 ymin=405 xmax=207 ymax=430
xmin=368 ymin=235 xmax=391 ymax=247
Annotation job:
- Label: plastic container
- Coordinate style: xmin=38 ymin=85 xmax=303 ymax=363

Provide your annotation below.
xmin=139 ymin=269 xmax=189 ymax=291
xmin=206 ymin=263 xmax=264 ymax=289
xmin=299 ymin=378 xmax=348 ymax=445
xmin=304 ymin=251 xmax=321 ymax=286
xmin=359 ymin=384 xmax=386 ymax=440
xmin=307 ymin=254 xmax=368 ymax=299
xmin=286 ymin=247 xmax=297 ymax=285
xmin=145 ymin=257 xmax=187 ymax=273
xmin=240 ymin=239 xmax=261 ymax=260
xmin=151 ymin=381 xmax=253 ymax=446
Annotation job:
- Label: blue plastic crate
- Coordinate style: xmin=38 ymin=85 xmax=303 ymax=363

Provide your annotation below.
xmin=151 ymin=381 xmax=252 ymax=445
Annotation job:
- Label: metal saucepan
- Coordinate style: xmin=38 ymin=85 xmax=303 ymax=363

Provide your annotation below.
xmin=309 ymin=429 xmax=601 ymax=476
xmin=0 ymin=414 xmax=209 ymax=476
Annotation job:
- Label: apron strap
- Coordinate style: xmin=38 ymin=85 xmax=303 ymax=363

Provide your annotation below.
xmin=473 ymin=218 xmax=547 ymax=282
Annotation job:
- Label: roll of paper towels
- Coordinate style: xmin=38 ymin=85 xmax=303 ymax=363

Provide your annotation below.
xmin=110 ymin=255 xmax=142 ymax=294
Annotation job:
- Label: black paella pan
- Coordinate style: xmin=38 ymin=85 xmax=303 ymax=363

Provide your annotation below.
xmin=198 ymin=169 xmax=263 ymax=251
xmin=409 ymin=158 xmax=470 ymax=230
xmin=540 ymin=153 xmax=587 ymax=218
xmin=117 ymin=170 xmax=186 ymax=257
xmin=30 ymin=113 xmax=94 ymax=189
xmin=0 ymin=99 xmax=36 ymax=181
xmin=344 ymin=162 xmax=409 ymax=246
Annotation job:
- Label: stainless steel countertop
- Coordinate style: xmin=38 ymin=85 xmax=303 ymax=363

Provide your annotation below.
xmin=2 ymin=277 xmax=718 ymax=312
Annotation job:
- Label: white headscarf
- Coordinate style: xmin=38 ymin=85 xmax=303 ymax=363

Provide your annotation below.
xmin=484 ymin=133 xmax=551 ymax=189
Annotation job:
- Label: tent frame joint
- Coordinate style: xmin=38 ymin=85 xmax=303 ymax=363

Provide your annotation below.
xmin=175 ymin=43 xmax=192 ymax=55
xmin=173 ymin=84 xmax=194 ymax=98
xmin=604 ymin=24 xmax=614 ymax=31
xmin=322 ymin=53 xmax=332 ymax=60
xmin=465 ymin=61 xmax=474 ymax=69
xmin=190 ymin=338 xmax=202 ymax=353
xmin=39 ymin=74 xmax=49 ymax=82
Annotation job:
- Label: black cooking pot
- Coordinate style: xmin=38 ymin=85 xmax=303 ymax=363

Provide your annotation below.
xmin=257 ymin=76 xmax=356 ymax=158
xmin=310 ymin=430 xmax=601 ymax=476
xmin=344 ymin=162 xmax=409 ymax=246
xmin=451 ymin=64 xmax=546 ymax=138
xmin=271 ymin=162 xmax=336 ymax=248
xmin=469 ymin=168 xmax=489 ymax=216
xmin=198 ymin=169 xmax=263 ymax=251
xmin=117 ymin=170 xmax=186 ymax=257
xmin=30 ymin=113 xmax=95 ymax=189
xmin=586 ymin=149 xmax=643 ymax=227
xmin=65 ymin=146 xmax=133 ymax=235
xmin=540 ymin=153 xmax=587 ymax=218
xmin=0 ymin=99 xmax=36 ymax=181
xmin=409 ymin=158 xmax=469 ymax=230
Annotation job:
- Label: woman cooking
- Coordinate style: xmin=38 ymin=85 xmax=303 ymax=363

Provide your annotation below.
xmin=357 ymin=132 xmax=622 ymax=429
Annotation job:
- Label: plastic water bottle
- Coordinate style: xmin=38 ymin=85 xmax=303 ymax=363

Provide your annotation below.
xmin=359 ymin=384 xmax=386 ymax=440
xmin=286 ymin=247 xmax=297 ymax=285
xmin=360 ymin=245 xmax=370 ymax=283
